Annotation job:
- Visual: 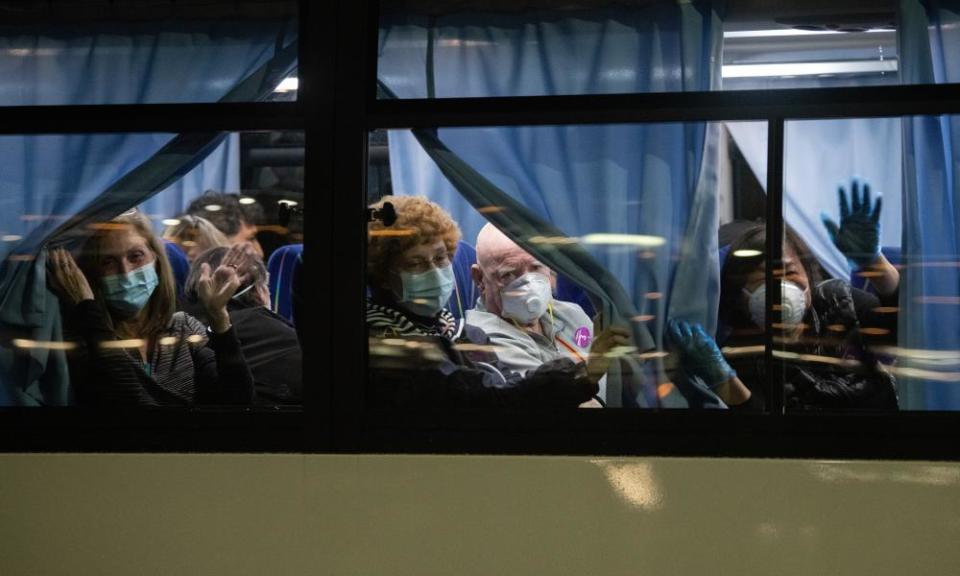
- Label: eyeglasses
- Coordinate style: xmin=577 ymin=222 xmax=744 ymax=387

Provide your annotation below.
xmin=398 ymin=252 xmax=451 ymax=274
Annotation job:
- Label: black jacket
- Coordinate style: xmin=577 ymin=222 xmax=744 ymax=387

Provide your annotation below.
xmin=229 ymin=305 xmax=302 ymax=405
xmin=366 ymin=300 xmax=596 ymax=409
xmin=729 ymin=279 xmax=899 ymax=411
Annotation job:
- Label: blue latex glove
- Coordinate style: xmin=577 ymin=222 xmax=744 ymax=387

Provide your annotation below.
xmin=666 ymin=319 xmax=735 ymax=390
xmin=821 ymin=179 xmax=882 ymax=268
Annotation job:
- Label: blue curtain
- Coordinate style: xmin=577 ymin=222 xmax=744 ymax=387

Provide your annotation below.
xmin=380 ymin=4 xmax=724 ymax=407
xmin=898 ymin=0 xmax=960 ymax=410
xmin=0 ymin=21 xmax=295 ymax=106
xmin=138 ymin=135 xmax=242 ymax=233
xmin=0 ymin=20 xmax=296 ymax=406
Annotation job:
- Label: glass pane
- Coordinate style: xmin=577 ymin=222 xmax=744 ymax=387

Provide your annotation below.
xmin=365 ymin=122 xmax=768 ymax=411
xmin=780 ymin=115 xmax=960 ymax=411
xmin=0 ymin=2 xmax=298 ymax=105
xmin=0 ymin=130 xmax=304 ymax=407
xmin=378 ymin=1 xmax=960 ymax=97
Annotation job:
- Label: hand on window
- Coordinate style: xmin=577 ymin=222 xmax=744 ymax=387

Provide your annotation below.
xmin=821 ymin=178 xmax=882 ymax=268
xmin=666 ymin=319 xmax=735 ymax=390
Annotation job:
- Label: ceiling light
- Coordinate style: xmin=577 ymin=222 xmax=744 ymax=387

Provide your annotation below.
xmin=724 ymin=29 xmax=891 ymax=39
xmin=722 ymin=60 xmax=897 ymax=78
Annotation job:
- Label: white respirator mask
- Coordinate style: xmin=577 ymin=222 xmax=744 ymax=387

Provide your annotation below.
xmin=744 ymin=280 xmax=807 ymax=327
xmin=500 ymin=272 xmax=552 ymax=324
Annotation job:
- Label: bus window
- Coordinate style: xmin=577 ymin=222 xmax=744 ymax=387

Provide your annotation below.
xmin=0 ymin=130 xmax=303 ymax=408
xmin=374 ymin=0 xmax=939 ymax=100
xmin=365 ymin=122 xmax=769 ymax=411
xmin=772 ymin=115 xmax=960 ymax=412
xmin=0 ymin=3 xmax=298 ymax=106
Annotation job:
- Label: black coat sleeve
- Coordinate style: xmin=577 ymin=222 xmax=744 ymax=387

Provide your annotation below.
xmin=851 ymin=286 xmax=898 ymax=345
xmin=188 ymin=318 xmax=255 ymax=405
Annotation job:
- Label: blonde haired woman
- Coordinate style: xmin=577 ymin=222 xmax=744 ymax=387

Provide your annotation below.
xmin=162 ymin=214 xmax=229 ymax=262
xmin=47 ymin=210 xmax=253 ymax=405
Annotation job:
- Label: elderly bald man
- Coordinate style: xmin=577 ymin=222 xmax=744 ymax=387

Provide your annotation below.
xmin=468 ymin=224 xmax=626 ymax=384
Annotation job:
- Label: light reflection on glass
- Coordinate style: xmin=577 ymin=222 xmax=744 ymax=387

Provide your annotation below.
xmin=99 ymin=339 xmax=146 ymax=349
xmin=580 ymin=233 xmax=666 ymax=247
xmin=12 ymin=339 xmax=76 ymax=351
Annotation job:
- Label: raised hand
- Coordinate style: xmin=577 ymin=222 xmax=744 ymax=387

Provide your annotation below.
xmin=220 ymin=241 xmax=259 ymax=279
xmin=46 ymin=248 xmax=94 ymax=305
xmin=197 ymin=246 xmax=252 ymax=333
xmin=821 ymin=179 xmax=882 ymax=268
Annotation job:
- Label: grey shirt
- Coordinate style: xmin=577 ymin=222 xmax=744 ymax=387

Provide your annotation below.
xmin=466 ymin=298 xmax=594 ymax=377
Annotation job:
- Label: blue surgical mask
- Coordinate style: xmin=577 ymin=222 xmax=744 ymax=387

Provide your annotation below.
xmin=101 ymin=261 xmax=160 ymax=318
xmin=396 ymin=264 xmax=455 ymax=317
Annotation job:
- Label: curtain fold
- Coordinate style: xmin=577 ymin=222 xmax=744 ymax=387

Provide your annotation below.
xmin=898 ymin=0 xmax=960 ymax=410
xmin=379 ymin=3 xmax=726 ymax=408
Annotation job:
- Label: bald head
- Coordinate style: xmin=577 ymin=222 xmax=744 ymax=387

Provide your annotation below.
xmin=471 ymin=223 xmax=555 ymax=317
xmin=476 ymin=223 xmax=521 ymax=269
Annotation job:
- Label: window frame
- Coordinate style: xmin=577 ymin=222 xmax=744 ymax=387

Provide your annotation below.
xmin=3 ymin=0 xmax=960 ymax=460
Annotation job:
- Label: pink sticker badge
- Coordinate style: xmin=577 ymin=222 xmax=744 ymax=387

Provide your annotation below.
xmin=573 ymin=326 xmax=592 ymax=348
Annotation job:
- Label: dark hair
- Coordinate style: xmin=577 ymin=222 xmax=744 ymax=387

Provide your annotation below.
xmin=185 ymin=192 xmax=259 ymax=238
xmin=718 ymin=221 xmax=823 ymax=332
xmin=184 ymin=246 xmax=269 ymax=312
xmin=238 ymin=200 xmax=263 ymax=227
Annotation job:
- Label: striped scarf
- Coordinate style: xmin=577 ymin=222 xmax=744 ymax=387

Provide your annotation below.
xmin=366 ymin=299 xmax=459 ymax=340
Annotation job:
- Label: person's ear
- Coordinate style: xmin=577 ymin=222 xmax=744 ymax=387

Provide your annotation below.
xmin=470 ymin=264 xmax=485 ymax=293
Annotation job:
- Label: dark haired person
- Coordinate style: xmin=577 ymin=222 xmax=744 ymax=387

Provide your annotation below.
xmin=186 ymin=191 xmax=265 ymax=258
xmin=669 ymin=180 xmax=900 ymax=411
xmin=186 ymin=245 xmax=301 ymax=405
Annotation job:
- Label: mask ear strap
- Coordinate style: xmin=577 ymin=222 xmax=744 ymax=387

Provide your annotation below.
xmin=231 ymin=282 xmax=256 ymax=301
